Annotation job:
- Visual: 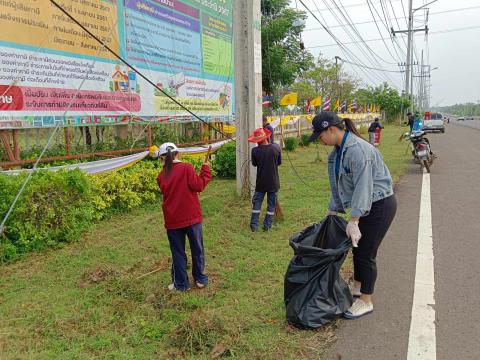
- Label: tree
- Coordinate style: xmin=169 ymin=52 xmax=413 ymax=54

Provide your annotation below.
xmin=261 ymin=0 xmax=313 ymax=94
xmin=290 ymin=55 xmax=359 ymax=108
xmin=356 ymin=83 xmax=410 ymax=121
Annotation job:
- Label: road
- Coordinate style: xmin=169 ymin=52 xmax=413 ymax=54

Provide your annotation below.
xmin=327 ymin=120 xmax=480 ymax=359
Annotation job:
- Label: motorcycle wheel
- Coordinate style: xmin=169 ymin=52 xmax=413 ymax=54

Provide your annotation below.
xmin=423 ymin=159 xmax=431 ymax=173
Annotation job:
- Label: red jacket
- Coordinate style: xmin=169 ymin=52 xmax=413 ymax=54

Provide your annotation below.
xmin=157 ymin=162 xmax=211 ymax=230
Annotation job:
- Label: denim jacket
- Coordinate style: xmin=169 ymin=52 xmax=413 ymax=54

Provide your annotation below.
xmin=328 ymin=133 xmax=393 ymax=217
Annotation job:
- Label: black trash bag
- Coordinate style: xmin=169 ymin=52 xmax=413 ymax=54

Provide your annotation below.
xmin=284 ymin=216 xmax=353 ymax=329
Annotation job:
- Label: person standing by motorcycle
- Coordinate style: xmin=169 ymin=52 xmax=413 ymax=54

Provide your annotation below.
xmin=412 ymin=112 xmax=423 ymax=131
xmin=407 ymin=112 xmax=414 ymax=132
xmin=309 ymin=112 xmax=397 ymax=319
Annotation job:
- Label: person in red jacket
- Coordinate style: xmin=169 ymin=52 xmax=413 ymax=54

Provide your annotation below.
xmin=156 ymin=142 xmax=212 ymax=291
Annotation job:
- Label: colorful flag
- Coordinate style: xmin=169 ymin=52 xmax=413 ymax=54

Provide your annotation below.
xmin=305 ymin=97 xmax=312 ymax=113
xmin=333 ymin=99 xmax=340 ymax=111
xmin=349 ymin=99 xmax=357 ymax=113
xmin=310 ymin=96 xmax=322 ymax=107
xmin=280 ymin=92 xmax=297 ymax=106
xmin=262 ymin=94 xmax=273 ymax=107
xmin=340 ymin=100 xmax=347 ymax=112
xmin=322 ymin=96 xmax=331 ymax=111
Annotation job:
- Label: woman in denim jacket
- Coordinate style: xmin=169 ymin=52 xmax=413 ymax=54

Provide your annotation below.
xmin=309 ymin=112 xmax=397 ymax=319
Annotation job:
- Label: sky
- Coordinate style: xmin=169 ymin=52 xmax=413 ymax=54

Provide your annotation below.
xmin=294 ymin=0 xmax=480 ymax=106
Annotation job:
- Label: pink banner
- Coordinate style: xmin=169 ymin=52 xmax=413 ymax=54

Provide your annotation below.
xmin=1 ymin=86 xmax=142 ymax=112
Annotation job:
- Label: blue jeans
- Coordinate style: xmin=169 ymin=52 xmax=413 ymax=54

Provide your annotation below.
xmin=250 ymin=191 xmax=277 ymax=230
xmin=167 ymin=222 xmax=208 ymax=291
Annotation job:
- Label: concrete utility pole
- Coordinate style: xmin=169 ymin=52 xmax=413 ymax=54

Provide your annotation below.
xmin=419 ymin=50 xmax=424 ymax=111
xmin=392 ymin=0 xmax=436 ymax=112
xmin=405 ymin=0 xmax=413 ymax=111
xmin=234 ymin=0 xmax=262 ymax=196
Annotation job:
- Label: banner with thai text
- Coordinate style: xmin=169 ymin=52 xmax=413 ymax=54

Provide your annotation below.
xmin=0 ymin=0 xmax=234 ymax=128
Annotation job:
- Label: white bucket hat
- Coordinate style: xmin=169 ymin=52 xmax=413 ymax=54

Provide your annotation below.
xmin=158 ymin=142 xmax=179 ymax=156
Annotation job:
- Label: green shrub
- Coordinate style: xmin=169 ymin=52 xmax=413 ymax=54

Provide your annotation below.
xmin=284 ymin=137 xmax=297 ymax=151
xmin=89 ymin=161 xmax=159 ymax=218
xmin=212 ymin=141 xmax=236 ymax=178
xmin=0 ymin=169 xmax=96 ymax=261
xmin=182 ymin=155 xmax=217 ymax=177
xmin=299 ymin=134 xmax=311 ymax=147
xmin=0 ymin=163 xmax=161 ymax=262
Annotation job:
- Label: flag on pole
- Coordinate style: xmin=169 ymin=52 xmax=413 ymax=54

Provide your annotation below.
xmin=333 ymin=99 xmax=340 ymax=111
xmin=322 ymin=96 xmax=331 ymax=111
xmin=349 ymin=99 xmax=357 ymax=113
xmin=310 ymin=96 xmax=322 ymax=107
xmin=340 ymin=100 xmax=347 ymax=112
xmin=280 ymin=92 xmax=297 ymax=106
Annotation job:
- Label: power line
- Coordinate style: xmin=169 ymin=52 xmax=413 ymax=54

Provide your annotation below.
xmin=311 ymin=0 xmax=402 ymax=12
xmin=303 ymin=5 xmax=480 ymax=31
xmin=306 ymin=24 xmax=480 ymax=48
xmin=365 ymin=0 xmax=405 ymax=64
xmin=307 ymin=0 xmax=400 ymax=87
xmin=311 ymin=0 xmax=388 ymax=84
xmin=335 ymin=0 xmax=400 ymax=65
xmin=337 ymin=57 xmax=404 ymax=73
xmin=298 ymin=0 xmax=387 ymax=86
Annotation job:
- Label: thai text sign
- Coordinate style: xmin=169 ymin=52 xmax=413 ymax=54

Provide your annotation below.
xmin=0 ymin=0 xmax=234 ymax=128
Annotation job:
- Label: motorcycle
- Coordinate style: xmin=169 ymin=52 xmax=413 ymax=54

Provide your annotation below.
xmin=405 ymin=130 xmax=434 ymax=173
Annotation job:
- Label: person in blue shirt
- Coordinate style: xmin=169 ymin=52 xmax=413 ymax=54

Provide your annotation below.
xmin=309 ymin=112 xmax=397 ymax=319
xmin=412 ymin=112 xmax=423 ymax=132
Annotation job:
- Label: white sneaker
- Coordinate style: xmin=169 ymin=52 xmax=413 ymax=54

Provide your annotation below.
xmin=343 ymin=299 xmax=373 ymax=319
xmin=196 ymin=282 xmax=207 ymax=289
xmin=167 ymin=283 xmax=189 ymax=292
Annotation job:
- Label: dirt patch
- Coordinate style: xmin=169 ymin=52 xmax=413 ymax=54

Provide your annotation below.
xmin=76 ymin=266 xmax=118 ymax=289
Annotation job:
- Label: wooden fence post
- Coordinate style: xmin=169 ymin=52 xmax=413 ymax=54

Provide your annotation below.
xmin=12 ymin=129 xmax=20 ymax=161
xmin=0 ymin=130 xmax=15 ymax=162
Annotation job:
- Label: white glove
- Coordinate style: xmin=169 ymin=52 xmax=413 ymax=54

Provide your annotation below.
xmin=326 ymin=209 xmax=337 ymax=216
xmin=346 ymin=220 xmax=362 ymax=247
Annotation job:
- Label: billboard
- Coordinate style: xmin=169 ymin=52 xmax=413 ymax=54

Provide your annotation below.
xmin=0 ymin=0 xmax=234 ymax=128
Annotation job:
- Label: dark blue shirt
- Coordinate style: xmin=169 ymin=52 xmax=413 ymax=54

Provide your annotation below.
xmin=335 ymin=131 xmax=349 ymax=182
xmin=251 ymin=143 xmax=282 ymax=192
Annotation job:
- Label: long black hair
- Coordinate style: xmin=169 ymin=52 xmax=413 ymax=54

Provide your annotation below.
xmin=163 ymin=147 xmax=179 ymax=178
xmin=334 ymin=117 xmax=365 ymax=140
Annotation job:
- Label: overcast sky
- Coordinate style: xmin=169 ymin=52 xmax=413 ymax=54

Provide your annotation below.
xmin=295 ymin=0 xmax=480 ymax=106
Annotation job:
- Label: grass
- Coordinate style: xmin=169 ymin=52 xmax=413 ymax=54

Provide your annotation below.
xmin=0 ymin=125 xmax=410 ymax=359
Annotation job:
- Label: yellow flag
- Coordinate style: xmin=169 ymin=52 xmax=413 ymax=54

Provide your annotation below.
xmin=310 ymin=96 xmax=322 ymax=107
xmin=280 ymin=92 xmax=298 ymax=106
xmin=333 ymin=99 xmax=340 ymax=111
